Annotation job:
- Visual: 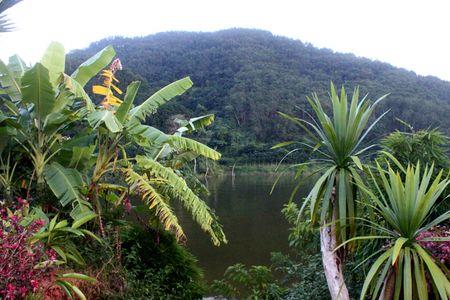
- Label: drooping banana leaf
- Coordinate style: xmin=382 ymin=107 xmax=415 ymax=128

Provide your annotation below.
xmin=124 ymin=167 xmax=185 ymax=240
xmin=135 ymin=155 xmax=226 ymax=246
xmin=167 ymin=135 xmax=221 ymax=160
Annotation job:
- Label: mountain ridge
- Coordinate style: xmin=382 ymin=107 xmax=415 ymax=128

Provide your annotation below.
xmin=66 ymin=28 xmax=450 ymax=163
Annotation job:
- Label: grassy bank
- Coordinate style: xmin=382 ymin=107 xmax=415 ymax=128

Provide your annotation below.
xmin=220 ymin=163 xmax=295 ymax=175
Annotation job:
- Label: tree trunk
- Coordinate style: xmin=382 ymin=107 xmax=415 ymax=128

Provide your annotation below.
xmin=320 ymin=205 xmax=350 ymax=300
xmin=380 ymin=268 xmax=395 ymax=300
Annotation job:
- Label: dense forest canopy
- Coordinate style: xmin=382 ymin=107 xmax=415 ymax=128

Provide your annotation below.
xmin=66 ymin=28 xmax=450 ymax=163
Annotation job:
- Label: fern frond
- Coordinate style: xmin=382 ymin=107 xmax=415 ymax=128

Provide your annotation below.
xmin=135 ymin=155 xmax=226 ymax=246
xmin=124 ymin=167 xmax=185 ymax=240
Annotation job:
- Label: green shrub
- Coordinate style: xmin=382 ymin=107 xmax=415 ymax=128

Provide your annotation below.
xmin=122 ymin=225 xmax=206 ymax=300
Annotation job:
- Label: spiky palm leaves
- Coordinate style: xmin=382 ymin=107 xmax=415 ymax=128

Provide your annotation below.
xmin=278 ymin=83 xmax=388 ymax=242
xmin=0 ymin=0 xmax=21 ymax=32
xmin=347 ymin=162 xmax=450 ymax=300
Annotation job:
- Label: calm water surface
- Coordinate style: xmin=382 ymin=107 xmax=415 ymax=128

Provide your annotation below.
xmin=178 ymin=174 xmax=311 ymax=282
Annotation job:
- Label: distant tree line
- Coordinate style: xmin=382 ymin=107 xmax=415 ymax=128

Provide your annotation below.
xmin=66 ymin=29 xmax=450 ymax=164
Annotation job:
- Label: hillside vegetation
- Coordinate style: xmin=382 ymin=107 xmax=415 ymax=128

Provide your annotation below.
xmin=66 ymin=28 xmax=450 ymax=163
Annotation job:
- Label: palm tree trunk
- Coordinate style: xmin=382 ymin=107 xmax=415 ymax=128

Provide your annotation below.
xmin=320 ymin=204 xmax=350 ymax=300
xmin=380 ymin=268 xmax=395 ymax=299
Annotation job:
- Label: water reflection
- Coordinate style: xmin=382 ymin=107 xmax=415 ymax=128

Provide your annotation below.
xmin=177 ymin=174 xmax=311 ymax=282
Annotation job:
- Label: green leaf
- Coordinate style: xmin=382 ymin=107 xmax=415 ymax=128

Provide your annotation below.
xmin=350 ymin=155 xmax=363 ymax=170
xmin=61 ymin=273 xmax=97 ymax=283
xmin=129 ymin=77 xmax=193 ymax=121
xmin=87 ymin=110 xmax=123 ymax=133
xmin=271 ymin=141 xmax=295 ymax=149
xmin=63 ymin=74 xmax=95 ymax=111
xmin=40 ymin=41 xmax=65 ymax=86
xmin=116 ymin=81 xmax=140 ymax=123
xmin=124 ymin=167 xmax=185 ymax=240
xmin=135 ymin=156 xmax=227 ymax=246
xmin=21 ymin=62 xmax=56 ymax=119
xmin=8 ymin=55 xmax=27 ymax=78
xmin=168 ymin=135 xmax=221 ymax=160
xmin=0 ymin=59 xmax=21 ymax=101
xmin=391 ymin=237 xmax=408 ymax=265
xmin=44 ymin=162 xmax=84 ymax=207
xmin=71 ymin=45 xmax=115 ymax=87
xmin=175 ymin=114 xmax=215 ymax=134
xmin=360 ymin=248 xmax=393 ymax=300
xmin=71 ymin=210 xmax=97 ymax=229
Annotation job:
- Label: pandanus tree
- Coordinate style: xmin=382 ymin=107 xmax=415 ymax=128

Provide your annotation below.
xmin=345 ymin=161 xmax=450 ymax=299
xmin=276 ymin=84 xmax=387 ymax=299
xmin=0 ymin=42 xmax=226 ymax=245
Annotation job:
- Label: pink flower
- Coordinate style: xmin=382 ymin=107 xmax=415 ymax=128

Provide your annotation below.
xmin=124 ymin=197 xmax=132 ymax=213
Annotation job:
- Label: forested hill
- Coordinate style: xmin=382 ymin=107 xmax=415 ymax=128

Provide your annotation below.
xmin=66 ymin=28 xmax=450 ymax=164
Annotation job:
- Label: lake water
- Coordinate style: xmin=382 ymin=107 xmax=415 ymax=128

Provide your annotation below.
xmin=178 ymin=174 xmax=310 ymax=282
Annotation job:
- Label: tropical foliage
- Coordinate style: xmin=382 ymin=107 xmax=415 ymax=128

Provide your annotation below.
xmin=0 ymin=40 xmax=225 ymax=298
xmin=380 ymin=125 xmax=449 ymax=170
xmin=349 ymin=162 xmax=450 ymax=299
xmin=275 ymin=83 xmax=387 ymax=298
xmin=275 ymin=83 xmax=387 ymax=242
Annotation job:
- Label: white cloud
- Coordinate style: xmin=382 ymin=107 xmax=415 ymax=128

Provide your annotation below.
xmin=1 ymin=0 xmax=449 ymax=81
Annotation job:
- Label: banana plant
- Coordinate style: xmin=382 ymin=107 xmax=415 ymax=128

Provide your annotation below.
xmin=81 ymin=58 xmax=226 ymax=245
xmin=275 ymin=83 xmax=388 ymax=299
xmin=340 ymin=161 xmax=450 ymax=300
xmin=0 ymin=42 xmax=114 ymax=221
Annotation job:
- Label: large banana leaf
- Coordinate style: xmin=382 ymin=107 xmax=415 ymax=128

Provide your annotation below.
xmin=71 ymin=45 xmax=115 ymax=87
xmin=7 ymin=55 xmax=27 ymax=79
xmin=40 ymin=42 xmax=65 ymax=87
xmin=21 ymin=63 xmax=56 ymax=119
xmin=87 ymin=110 xmax=123 ymax=133
xmin=44 ymin=162 xmax=85 ymax=207
xmin=129 ymin=77 xmax=193 ymax=122
xmin=127 ymin=121 xmax=220 ymax=160
xmin=126 ymin=122 xmax=168 ymax=149
xmin=168 ymin=135 xmax=221 ymax=160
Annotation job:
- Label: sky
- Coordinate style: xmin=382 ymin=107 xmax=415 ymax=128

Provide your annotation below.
xmin=1 ymin=0 xmax=450 ymax=81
